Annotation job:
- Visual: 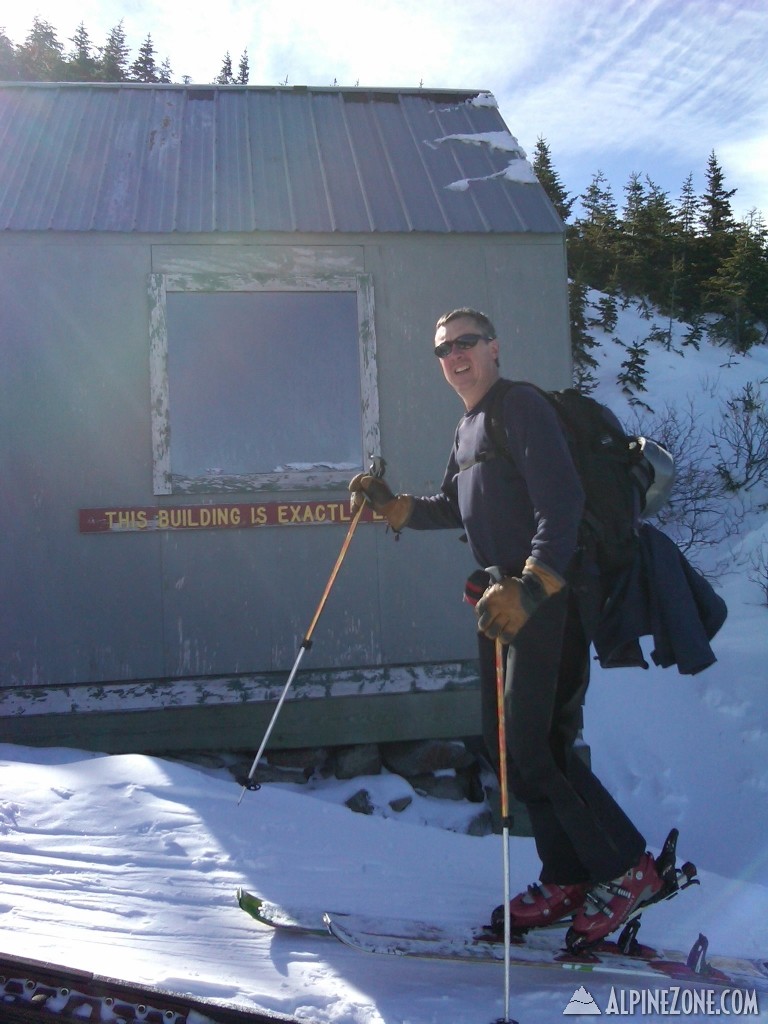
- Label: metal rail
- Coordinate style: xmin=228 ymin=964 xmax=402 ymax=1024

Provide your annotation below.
xmin=0 ymin=951 xmax=305 ymax=1024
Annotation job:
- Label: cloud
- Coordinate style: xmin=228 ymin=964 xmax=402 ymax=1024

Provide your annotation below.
xmin=489 ymin=0 xmax=768 ymax=211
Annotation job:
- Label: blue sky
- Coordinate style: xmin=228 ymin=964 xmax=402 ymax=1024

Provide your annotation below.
xmin=6 ymin=0 xmax=767 ymax=219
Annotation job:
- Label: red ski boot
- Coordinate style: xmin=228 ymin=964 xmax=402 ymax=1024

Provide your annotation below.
xmin=491 ymin=882 xmax=588 ymax=934
xmin=566 ymin=851 xmax=663 ymax=950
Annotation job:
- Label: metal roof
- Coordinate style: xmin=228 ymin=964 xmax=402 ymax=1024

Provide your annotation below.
xmin=0 ymin=83 xmax=562 ymax=235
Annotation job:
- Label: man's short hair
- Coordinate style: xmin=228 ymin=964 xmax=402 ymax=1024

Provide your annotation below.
xmin=435 ymin=308 xmax=497 ymax=339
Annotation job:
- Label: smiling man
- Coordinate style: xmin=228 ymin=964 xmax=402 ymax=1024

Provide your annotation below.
xmin=349 ymin=307 xmax=661 ymax=948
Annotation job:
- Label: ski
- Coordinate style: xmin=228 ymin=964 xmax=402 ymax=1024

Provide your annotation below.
xmin=238 ymin=890 xmax=768 ymax=989
xmin=323 ymin=915 xmax=768 ymax=990
xmin=238 ymin=826 xmax=768 ymax=992
xmin=237 ymin=888 xmax=463 ymax=941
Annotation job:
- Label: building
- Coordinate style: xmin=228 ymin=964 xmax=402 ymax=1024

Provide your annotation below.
xmin=0 ymin=82 xmax=570 ymax=756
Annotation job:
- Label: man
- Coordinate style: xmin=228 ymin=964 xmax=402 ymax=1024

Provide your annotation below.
xmin=349 ymin=307 xmax=661 ymax=948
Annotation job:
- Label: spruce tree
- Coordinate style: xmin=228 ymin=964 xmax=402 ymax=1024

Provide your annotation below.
xmin=99 ymin=21 xmax=130 ymax=81
xmin=707 ymin=212 xmax=768 ymax=350
xmin=65 ymin=22 xmax=98 ymax=81
xmin=700 ymin=150 xmax=736 ymax=235
xmin=216 ymin=52 xmax=235 ymax=84
xmin=698 ymin=150 xmax=737 ymax=295
xmin=670 ymin=172 xmax=701 ymax=319
xmin=0 ymin=28 xmax=20 ymax=80
xmin=617 ymin=338 xmax=651 ymax=409
xmin=617 ymin=172 xmax=646 ymax=296
xmin=16 ymin=17 xmax=64 ymax=80
xmin=532 ymin=136 xmax=573 ymax=222
xmin=237 ymin=49 xmax=250 ymax=85
xmin=130 ymin=34 xmax=160 ymax=82
xmin=568 ymin=278 xmax=600 ymax=393
xmin=569 ymin=170 xmax=619 ymax=291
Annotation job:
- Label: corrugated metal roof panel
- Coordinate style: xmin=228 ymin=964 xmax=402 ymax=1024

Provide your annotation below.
xmin=0 ymin=83 xmax=563 ymax=235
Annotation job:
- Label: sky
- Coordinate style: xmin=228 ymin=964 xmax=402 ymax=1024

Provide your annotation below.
xmin=2 ymin=1 xmax=767 ymax=219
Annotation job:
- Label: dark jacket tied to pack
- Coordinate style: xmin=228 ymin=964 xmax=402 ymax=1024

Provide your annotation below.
xmin=594 ymin=524 xmax=728 ymax=676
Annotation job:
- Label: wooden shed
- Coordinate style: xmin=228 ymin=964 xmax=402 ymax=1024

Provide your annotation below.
xmin=0 ymin=82 xmax=571 ymax=756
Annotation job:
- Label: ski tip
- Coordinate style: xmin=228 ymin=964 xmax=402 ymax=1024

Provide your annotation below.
xmin=237 ymin=888 xmax=263 ymax=916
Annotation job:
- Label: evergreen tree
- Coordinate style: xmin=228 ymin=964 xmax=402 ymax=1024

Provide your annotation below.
xmin=569 ymin=170 xmax=619 ymax=290
xmin=130 ymin=34 xmax=160 ymax=82
xmin=698 ymin=150 xmax=737 ymax=295
xmin=616 ymin=174 xmax=676 ymax=306
xmin=643 ymin=177 xmax=676 ymax=308
xmin=681 ymin=315 xmax=706 ymax=350
xmin=99 ymin=21 xmax=130 ymax=82
xmin=0 ymin=28 xmax=20 ymax=80
xmin=237 ymin=49 xmax=250 ymax=85
xmin=159 ymin=57 xmax=173 ymax=83
xmin=700 ymin=150 xmax=736 ymax=235
xmin=617 ymin=337 xmax=651 ymax=409
xmin=568 ymin=278 xmax=600 ymax=393
xmin=617 ymin=172 xmax=647 ymax=296
xmin=589 ymin=292 xmax=619 ymax=333
xmin=706 ymin=211 xmax=768 ymax=350
xmin=65 ymin=22 xmax=99 ymax=81
xmin=670 ymin=172 xmax=702 ymax=319
xmin=216 ymin=51 xmax=235 ymax=84
xmin=16 ymin=17 xmax=64 ymax=80
xmin=676 ymin=172 xmax=700 ymax=236
xmin=532 ymin=136 xmax=574 ymax=222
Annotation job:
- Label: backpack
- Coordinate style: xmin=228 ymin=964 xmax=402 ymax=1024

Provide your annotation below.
xmin=485 ymin=381 xmax=673 ymax=575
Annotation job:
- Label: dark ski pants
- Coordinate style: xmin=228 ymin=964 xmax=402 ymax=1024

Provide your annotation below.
xmin=478 ymin=586 xmax=646 ymax=885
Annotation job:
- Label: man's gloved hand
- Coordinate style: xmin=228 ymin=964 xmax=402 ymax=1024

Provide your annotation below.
xmin=348 ymin=473 xmax=414 ymax=532
xmin=475 ymin=558 xmax=565 ymax=643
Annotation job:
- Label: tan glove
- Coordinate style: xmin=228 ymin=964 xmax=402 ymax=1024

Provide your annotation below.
xmin=475 ymin=558 xmax=565 ymax=643
xmin=348 ymin=473 xmax=414 ymax=532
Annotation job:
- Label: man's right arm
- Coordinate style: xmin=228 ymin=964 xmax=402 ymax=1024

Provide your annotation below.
xmin=348 ymin=451 xmax=462 ymax=533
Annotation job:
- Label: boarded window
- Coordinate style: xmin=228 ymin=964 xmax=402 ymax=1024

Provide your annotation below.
xmin=149 ymin=274 xmax=380 ymax=495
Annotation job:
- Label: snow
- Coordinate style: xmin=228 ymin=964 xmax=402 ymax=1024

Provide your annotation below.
xmin=429 ymin=125 xmax=539 ymax=190
xmin=2 ymin=297 xmax=768 ymax=1023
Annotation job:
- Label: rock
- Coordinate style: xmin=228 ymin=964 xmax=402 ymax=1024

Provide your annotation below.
xmin=409 ymin=771 xmax=470 ymax=802
xmin=380 ymin=739 xmax=475 ymax=777
xmin=388 ymin=795 xmax=413 ymax=813
xmin=333 ymin=744 xmax=382 ymax=780
xmin=345 ymin=789 xmax=375 ymax=815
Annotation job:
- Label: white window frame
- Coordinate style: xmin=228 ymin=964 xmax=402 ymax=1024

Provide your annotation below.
xmin=148 ymin=272 xmax=380 ymax=495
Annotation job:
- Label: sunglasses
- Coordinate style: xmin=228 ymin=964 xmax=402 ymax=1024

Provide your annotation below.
xmin=434 ymin=333 xmax=493 ymax=359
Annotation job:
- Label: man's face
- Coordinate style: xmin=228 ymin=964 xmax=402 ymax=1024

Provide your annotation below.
xmin=434 ymin=315 xmax=500 ymax=409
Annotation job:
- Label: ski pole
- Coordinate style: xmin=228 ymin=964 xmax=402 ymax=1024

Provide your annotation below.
xmin=494 ymin=635 xmax=515 ymax=1024
xmin=485 ymin=565 xmax=517 ymax=1024
xmin=238 ymin=458 xmax=385 ymax=804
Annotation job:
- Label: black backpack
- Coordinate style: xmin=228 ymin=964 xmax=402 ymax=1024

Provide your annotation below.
xmin=486 ymin=381 xmax=658 ymax=575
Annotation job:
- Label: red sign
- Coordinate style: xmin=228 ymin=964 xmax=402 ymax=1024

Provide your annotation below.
xmin=79 ymin=501 xmax=384 ymax=533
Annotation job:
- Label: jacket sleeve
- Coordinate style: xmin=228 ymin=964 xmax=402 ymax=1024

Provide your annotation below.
xmin=407 ymin=447 xmax=463 ymax=531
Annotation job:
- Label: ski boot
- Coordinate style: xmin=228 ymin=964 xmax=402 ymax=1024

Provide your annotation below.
xmin=566 ymin=828 xmax=698 ymax=953
xmin=490 ymin=882 xmax=588 ymax=935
